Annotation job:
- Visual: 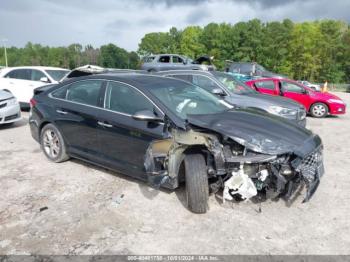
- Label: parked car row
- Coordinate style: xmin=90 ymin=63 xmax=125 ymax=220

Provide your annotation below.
xmin=1 ymin=60 xmax=343 ymax=213
xmin=26 ymin=70 xmax=325 ymax=213
xmin=0 ymin=66 xmax=69 ymax=107
xmin=0 ymin=89 xmax=21 ymax=125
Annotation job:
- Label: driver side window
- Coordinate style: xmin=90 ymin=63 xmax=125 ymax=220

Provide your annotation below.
xmin=105 ymin=81 xmax=155 ymax=115
xmin=281 ymin=81 xmax=304 ymax=93
xmin=192 ymin=75 xmax=219 ymax=92
xmin=31 ymin=69 xmax=47 ymax=82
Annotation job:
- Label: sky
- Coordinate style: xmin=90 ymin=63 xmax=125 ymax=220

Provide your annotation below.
xmin=0 ymin=0 xmax=349 ymax=51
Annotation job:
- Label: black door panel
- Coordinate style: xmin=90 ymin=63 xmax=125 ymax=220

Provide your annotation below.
xmin=96 ymin=111 xmax=165 ymax=178
xmin=96 ymin=80 xmax=166 ymax=178
xmin=49 ymin=79 xmax=105 ymax=159
xmin=52 ymin=100 xmax=101 ymax=156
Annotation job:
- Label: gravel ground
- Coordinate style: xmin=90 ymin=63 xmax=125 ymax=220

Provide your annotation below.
xmin=1 ymin=92 xmax=349 ymax=255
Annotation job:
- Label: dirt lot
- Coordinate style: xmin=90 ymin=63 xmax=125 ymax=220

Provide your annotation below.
xmin=1 ymin=92 xmax=350 ymax=255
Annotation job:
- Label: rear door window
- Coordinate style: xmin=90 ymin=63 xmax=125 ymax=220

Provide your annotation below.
xmin=281 ymin=81 xmax=305 ymax=93
xmin=158 ymin=56 xmax=170 ymax=63
xmin=172 ymin=56 xmax=184 ymax=63
xmin=4 ymin=69 xmax=31 ymax=80
xmin=52 ymin=80 xmax=104 ymax=107
xmin=168 ymin=74 xmax=193 ymax=83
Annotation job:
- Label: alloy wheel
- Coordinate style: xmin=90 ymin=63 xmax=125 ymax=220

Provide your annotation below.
xmin=43 ymin=129 xmax=60 ymax=158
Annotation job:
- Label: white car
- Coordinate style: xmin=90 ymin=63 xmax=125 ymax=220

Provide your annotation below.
xmin=298 ymin=80 xmax=321 ymax=91
xmin=0 ymin=89 xmax=21 ymax=125
xmin=0 ymin=66 xmax=69 ymax=107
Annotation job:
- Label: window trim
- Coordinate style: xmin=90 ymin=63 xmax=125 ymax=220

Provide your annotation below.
xmin=281 ymin=80 xmax=305 ymax=94
xmin=49 ymin=79 xmax=165 ymax=118
xmin=4 ymin=68 xmax=31 ymax=81
xmin=254 ymin=80 xmax=276 ymax=90
xmin=104 ymin=80 xmax=165 ymax=117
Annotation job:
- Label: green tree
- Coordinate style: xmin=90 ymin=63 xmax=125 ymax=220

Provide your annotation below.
xmin=180 ymin=26 xmax=205 ymax=58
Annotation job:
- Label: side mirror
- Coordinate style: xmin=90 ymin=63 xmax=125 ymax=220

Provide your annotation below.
xmin=211 ymin=88 xmax=226 ymax=96
xmin=40 ymin=77 xmax=50 ymax=83
xmin=302 ymin=89 xmax=308 ymax=94
xmin=132 ymin=110 xmax=163 ymax=122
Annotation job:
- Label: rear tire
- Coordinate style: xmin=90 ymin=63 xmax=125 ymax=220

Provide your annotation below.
xmin=184 ymin=154 xmax=209 ymax=214
xmin=40 ymin=124 xmax=69 ymax=163
xmin=310 ymin=102 xmax=328 ymax=118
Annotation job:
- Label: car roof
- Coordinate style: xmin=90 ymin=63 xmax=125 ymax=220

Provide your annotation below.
xmin=156 ymin=70 xmax=214 ymax=76
xmin=148 ymin=54 xmax=186 ymax=57
xmin=71 ymin=73 xmax=187 ymax=90
xmin=248 ymin=77 xmax=280 ymax=81
xmin=2 ymin=66 xmax=69 ymax=71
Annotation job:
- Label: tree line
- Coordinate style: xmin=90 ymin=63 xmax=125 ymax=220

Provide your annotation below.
xmin=139 ymin=19 xmax=350 ymax=83
xmin=1 ymin=19 xmax=350 ymax=83
xmin=0 ymin=43 xmax=140 ymax=71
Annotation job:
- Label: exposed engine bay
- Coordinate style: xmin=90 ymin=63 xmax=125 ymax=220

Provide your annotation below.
xmin=144 ymin=123 xmax=324 ymax=204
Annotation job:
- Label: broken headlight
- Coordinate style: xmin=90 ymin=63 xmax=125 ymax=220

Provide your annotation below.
xmin=267 ymin=106 xmax=298 ymax=119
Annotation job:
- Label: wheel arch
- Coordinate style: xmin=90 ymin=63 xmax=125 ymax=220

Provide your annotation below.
xmin=177 ymin=145 xmax=211 ymax=183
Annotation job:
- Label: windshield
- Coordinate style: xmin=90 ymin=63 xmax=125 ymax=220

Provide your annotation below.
xmin=45 ymin=70 xmax=70 ymax=81
xmin=256 ymin=64 xmax=266 ymax=72
xmin=149 ymin=81 xmax=232 ymax=120
xmin=213 ymin=72 xmax=256 ymax=95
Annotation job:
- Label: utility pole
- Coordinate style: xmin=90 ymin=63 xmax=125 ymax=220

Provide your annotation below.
xmin=1 ymin=38 xmax=8 ymax=67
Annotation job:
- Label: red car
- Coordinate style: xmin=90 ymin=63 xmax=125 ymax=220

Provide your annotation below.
xmin=246 ymin=78 xmax=346 ymax=118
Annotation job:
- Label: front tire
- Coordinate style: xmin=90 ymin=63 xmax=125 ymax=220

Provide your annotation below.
xmin=40 ymin=124 xmax=69 ymax=163
xmin=184 ymin=154 xmax=209 ymax=214
xmin=310 ymin=102 xmax=328 ymax=118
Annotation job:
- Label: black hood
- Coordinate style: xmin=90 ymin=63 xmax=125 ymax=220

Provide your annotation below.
xmin=187 ymin=109 xmax=321 ymax=156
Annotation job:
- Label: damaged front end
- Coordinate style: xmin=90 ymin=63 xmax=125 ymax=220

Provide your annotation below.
xmin=144 ymin=121 xmax=324 ymax=204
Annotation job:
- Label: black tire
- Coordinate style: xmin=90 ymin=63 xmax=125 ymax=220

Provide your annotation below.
xmin=40 ymin=123 xmax=69 ymax=163
xmin=310 ymin=102 xmax=328 ymax=118
xmin=184 ymin=154 xmax=209 ymax=214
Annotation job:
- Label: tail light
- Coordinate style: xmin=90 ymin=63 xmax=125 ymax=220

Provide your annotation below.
xmin=30 ymin=98 xmax=37 ymax=108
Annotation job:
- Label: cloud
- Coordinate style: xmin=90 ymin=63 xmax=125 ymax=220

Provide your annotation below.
xmin=186 ymin=8 xmax=211 ymax=24
xmin=0 ymin=0 xmax=349 ymax=51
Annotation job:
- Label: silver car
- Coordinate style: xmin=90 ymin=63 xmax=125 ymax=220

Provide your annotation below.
xmin=0 ymin=90 xmax=21 ymax=125
xmin=141 ymin=54 xmax=216 ymax=72
xmin=157 ymin=70 xmax=307 ymax=126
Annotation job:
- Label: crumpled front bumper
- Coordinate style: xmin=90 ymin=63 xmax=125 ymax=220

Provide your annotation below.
xmin=292 ymin=146 xmax=324 ymax=202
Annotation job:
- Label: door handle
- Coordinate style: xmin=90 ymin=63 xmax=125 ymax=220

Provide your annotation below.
xmin=56 ymin=109 xmax=68 ymax=115
xmin=98 ymin=121 xmax=113 ymax=128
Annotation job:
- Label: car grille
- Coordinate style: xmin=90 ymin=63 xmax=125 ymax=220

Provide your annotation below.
xmin=4 ymin=114 xmax=19 ymax=121
xmin=298 ymin=148 xmax=323 ymax=182
xmin=0 ymin=103 xmax=7 ymax=109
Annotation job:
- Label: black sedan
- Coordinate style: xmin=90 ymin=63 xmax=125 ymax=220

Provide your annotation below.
xmin=29 ymin=74 xmax=324 ymax=213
